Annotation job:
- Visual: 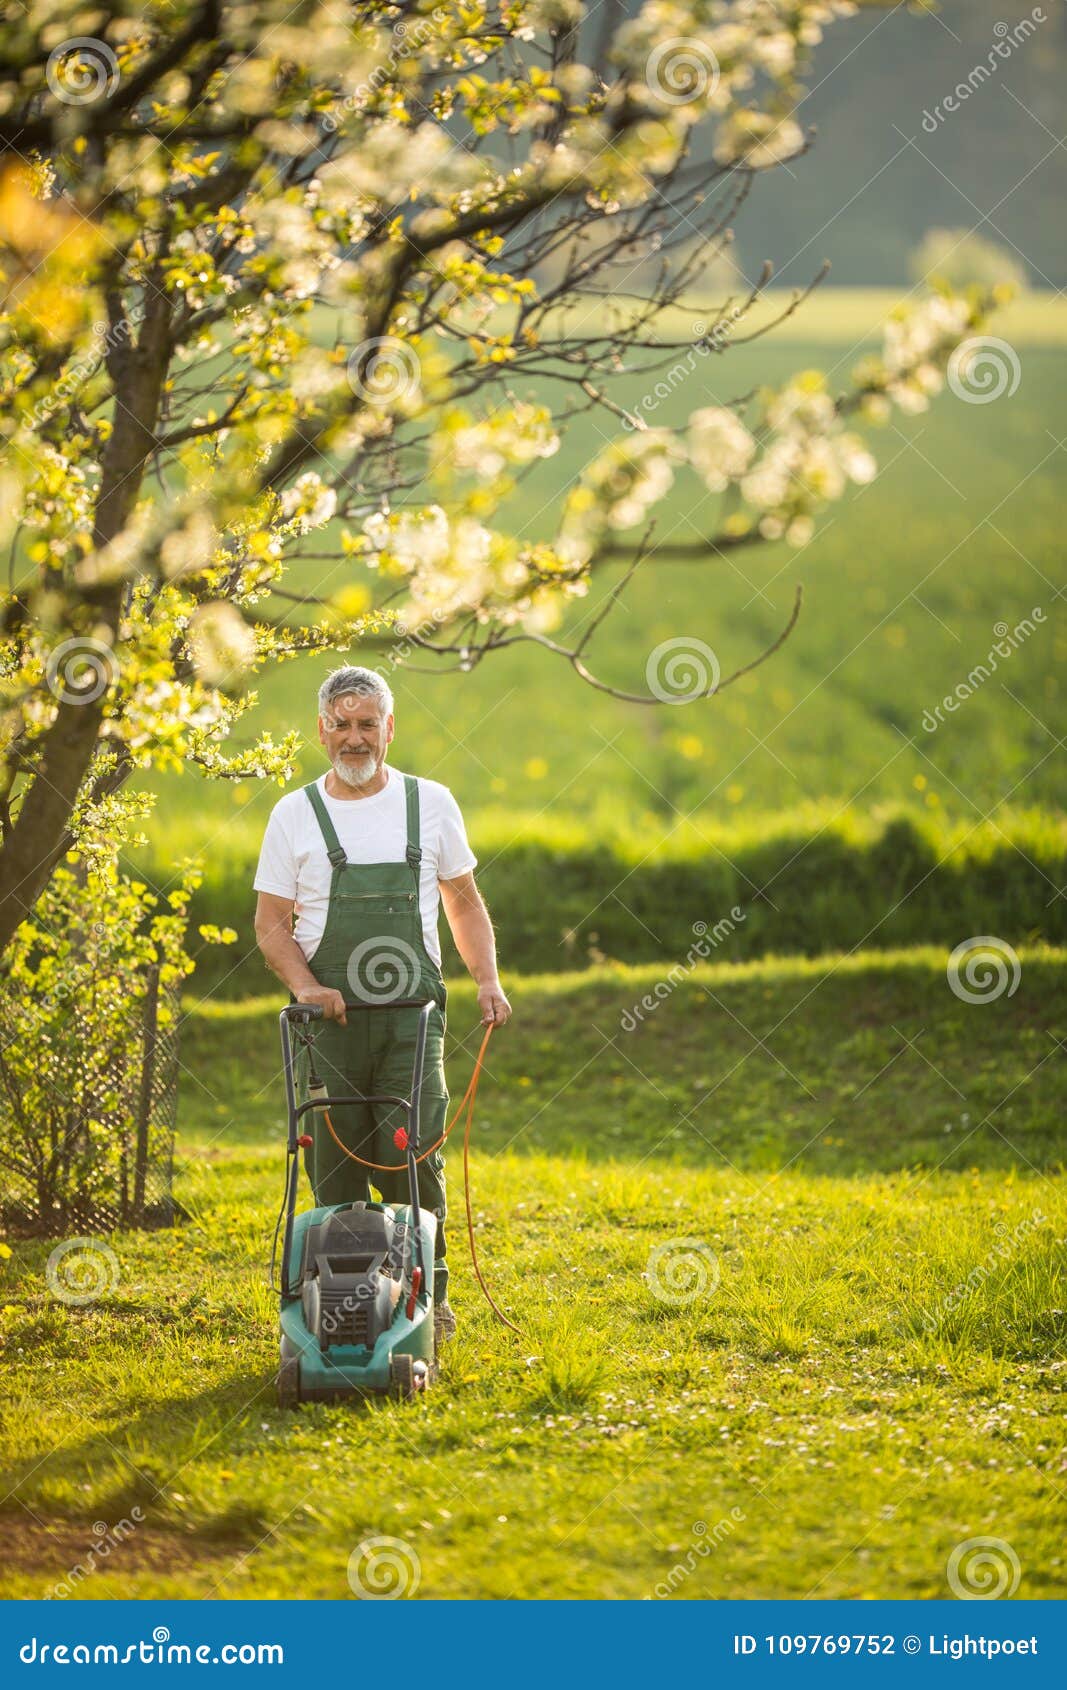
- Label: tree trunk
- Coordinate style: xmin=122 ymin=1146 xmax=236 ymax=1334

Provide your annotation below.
xmin=0 ymin=691 xmax=114 ymax=945
xmin=0 ymin=287 xmax=171 ymax=953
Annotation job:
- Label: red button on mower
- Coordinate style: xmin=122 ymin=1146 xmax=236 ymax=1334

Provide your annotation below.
xmin=296 ymin=1133 xmax=313 ymax=1148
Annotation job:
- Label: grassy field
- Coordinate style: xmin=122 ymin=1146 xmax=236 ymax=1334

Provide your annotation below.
xmin=4 ymin=292 xmax=1063 ymax=1603
xmin=1 ymin=951 xmax=1064 ymax=1600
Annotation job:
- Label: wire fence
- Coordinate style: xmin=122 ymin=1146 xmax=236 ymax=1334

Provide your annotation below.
xmin=0 ymin=964 xmax=180 ymax=1235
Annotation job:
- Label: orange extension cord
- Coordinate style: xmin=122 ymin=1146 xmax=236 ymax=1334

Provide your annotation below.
xmin=317 ymin=1021 xmax=520 ymax=1334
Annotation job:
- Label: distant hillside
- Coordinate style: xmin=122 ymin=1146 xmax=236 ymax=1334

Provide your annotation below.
xmin=731 ymin=0 xmax=1066 ymax=287
xmin=570 ymin=0 xmax=1066 ymax=290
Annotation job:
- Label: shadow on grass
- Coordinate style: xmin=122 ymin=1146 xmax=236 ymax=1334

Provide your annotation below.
xmin=0 ymin=1371 xmax=288 ymax=1542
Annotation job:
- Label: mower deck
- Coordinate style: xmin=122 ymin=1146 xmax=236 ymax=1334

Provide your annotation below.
xmin=278 ymin=1199 xmax=437 ymax=1405
xmin=274 ymin=995 xmax=447 ymax=1409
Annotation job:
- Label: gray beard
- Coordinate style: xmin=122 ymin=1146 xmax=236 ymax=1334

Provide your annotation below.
xmin=332 ymin=752 xmax=378 ymax=789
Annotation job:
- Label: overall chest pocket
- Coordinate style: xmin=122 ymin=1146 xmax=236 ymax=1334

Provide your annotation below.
xmin=335 ymin=891 xmax=417 ymax=918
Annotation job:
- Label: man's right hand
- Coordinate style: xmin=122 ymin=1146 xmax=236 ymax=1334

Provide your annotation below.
xmin=293 ymin=985 xmax=347 ymax=1025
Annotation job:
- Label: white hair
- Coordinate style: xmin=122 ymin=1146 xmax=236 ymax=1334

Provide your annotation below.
xmin=317 ymin=665 xmax=394 ymax=721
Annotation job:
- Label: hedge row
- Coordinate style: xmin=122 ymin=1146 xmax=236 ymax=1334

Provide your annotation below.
xmin=130 ymin=803 xmax=1067 ymax=998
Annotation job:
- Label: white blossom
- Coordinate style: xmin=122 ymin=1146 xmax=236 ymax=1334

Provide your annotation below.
xmin=280 ymin=472 xmax=337 ymax=533
xmin=714 ymin=111 xmax=805 ymax=168
xmin=687 ymin=406 xmax=757 ymax=491
xmin=446 ymin=404 xmax=560 ymax=479
xmin=741 ymin=436 xmax=801 ymax=510
xmin=187 ymin=602 xmax=256 ymax=685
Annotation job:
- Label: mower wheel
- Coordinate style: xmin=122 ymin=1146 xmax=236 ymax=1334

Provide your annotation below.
xmin=277 ymin=1347 xmax=301 ymax=1409
xmin=389 ymin=1354 xmax=421 ymax=1400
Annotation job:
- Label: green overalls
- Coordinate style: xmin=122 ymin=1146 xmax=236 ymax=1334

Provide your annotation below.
xmin=296 ymin=774 xmax=450 ymax=1301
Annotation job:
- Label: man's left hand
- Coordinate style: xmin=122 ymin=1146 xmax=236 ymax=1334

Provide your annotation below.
xmin=478 ymin=980 xmax=512 ymax=1026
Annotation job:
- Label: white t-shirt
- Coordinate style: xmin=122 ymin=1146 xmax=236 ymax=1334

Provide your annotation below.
xmin=253 ymin=766 xmax=476 ymax=967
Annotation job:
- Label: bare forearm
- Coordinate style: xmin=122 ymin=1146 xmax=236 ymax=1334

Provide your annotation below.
xmin=256 ymin=924 xmax=319 ymax=998
xmin=447 ymin=894 xmax=500 ymax=987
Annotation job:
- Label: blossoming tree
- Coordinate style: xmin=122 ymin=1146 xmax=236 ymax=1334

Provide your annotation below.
xmin=0 ymin=0 xmax=996 ymax=951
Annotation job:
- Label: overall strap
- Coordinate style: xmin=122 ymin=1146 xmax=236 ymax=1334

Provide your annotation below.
xmin=403 ymin=774 xmax=422 ymax=872
xmin=303 ymin=781 xmax=347 ymax=869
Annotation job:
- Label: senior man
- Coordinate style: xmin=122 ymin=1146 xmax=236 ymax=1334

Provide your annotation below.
xmin=253 ymin=665 xmax=511 ymax=1345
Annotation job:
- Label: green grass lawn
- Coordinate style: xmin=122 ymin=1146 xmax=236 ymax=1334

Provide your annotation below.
xmin=5 ymin=294 xmax=1064 ymax=1602
xmin=2 ymin=948 xmax=1064 ymax=1600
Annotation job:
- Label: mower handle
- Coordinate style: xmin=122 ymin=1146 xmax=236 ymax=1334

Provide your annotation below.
xmin=285 ymin=1003 xmax=324 ymax=1021
xmin=277 ymin=996 xmax=436 ymax=1298
xmin=284 ymin=997 xmax=437 ymax=1023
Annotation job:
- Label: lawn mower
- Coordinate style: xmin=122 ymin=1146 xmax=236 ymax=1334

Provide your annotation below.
xmin=273 ymin=998 xmax=439 ymax=1407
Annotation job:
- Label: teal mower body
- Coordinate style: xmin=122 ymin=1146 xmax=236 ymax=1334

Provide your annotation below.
xmin=274 ymin=1000 xmax=439 ymax=1406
